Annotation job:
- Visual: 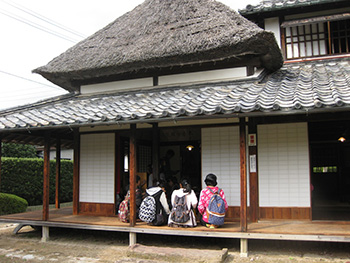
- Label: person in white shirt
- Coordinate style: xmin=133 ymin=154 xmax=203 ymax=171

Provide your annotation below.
xmin=168 ymin=179 xmax=198 ymax=227
xmin=144 ymin=181 xmax=170 ymax=225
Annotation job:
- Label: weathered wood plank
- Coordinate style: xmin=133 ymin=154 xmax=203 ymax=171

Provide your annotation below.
xmin=2 ymin=207 xmax=350 ymax=243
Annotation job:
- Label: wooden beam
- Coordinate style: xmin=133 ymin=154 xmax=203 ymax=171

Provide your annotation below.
xmin=55 ymin=138 xmax=61 ymax=209
xmin=152 ymin=123 xmax=159 ymax=181
xmin=240 ymin=118 xmax=248 ymax=232
xmin=73 ymin=129 xmax=80 ymax=215
xmin=129 ymin=124 xmax=137 ymax=226
xmin=43 ymin=132 xmax=50 ymax=221
xmin=248 ymin=119 xmax=259 ymax=223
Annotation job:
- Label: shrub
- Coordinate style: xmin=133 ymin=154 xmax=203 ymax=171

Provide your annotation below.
xmin=0 ymin=158 xmax=73 ymax=206
xmin=0 ymin=192 xmax=28 ymax=215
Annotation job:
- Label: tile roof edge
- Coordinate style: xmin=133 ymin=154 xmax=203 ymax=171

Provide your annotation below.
xmin=0 ymin=93 xmax=77 ymax=116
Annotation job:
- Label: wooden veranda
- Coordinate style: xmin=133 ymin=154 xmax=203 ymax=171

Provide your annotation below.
xmin=1 ymin=207 xmax=350 ymax=256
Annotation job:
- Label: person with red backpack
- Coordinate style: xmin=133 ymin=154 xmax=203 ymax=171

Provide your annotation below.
xmin=198 ymin=173 xmax=228 ymax=228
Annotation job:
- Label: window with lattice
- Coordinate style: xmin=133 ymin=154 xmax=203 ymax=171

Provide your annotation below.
xmin=283 ymin=18 xmax=350 ymax=59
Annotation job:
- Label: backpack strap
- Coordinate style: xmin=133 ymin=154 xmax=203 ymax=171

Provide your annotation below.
xmin=207 ymin=187 xmax=220 ymax=195
xmin=152 ymin=190 xmax=164 ymax=215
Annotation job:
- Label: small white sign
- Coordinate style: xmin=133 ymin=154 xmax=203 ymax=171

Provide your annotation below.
xmin=250 ymin=154 xmax=256 ymax=173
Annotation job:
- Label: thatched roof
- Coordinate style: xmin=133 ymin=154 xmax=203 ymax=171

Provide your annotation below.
xmin=33 ymin=0 xmax=283 ymax=92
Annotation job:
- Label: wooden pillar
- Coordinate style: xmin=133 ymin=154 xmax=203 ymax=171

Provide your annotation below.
xmin=152 ymin=123 xmax=159 ymax=181
xmin=55 ymin=138 xmax=61 ymax=209
xmin=248 ymin=119 xmax=259 ymax=222
xmin=116 ymin=134 xmax=121 ymax=194
xmin=129 ymin=124 xmax=137 ymax=226
xmin=43 ymin=132 xmax=50 ymax=221
xmin=239 ymin=118 xmax=248 ymax=232
xmin=0 ymin=137 xmax=2 ymax=191
xmin=73 ymin=129 xmax=80 ymax=215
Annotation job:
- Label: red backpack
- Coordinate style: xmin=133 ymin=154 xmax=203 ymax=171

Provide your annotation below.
xmin=118 ymin=191 xmax=130 ymax=223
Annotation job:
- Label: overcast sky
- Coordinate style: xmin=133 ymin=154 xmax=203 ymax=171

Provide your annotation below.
xmin=0 ymin=0 xmax=261 ymax=110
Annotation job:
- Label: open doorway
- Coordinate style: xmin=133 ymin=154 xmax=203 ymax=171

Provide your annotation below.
xmin=309 ymin=121 xmax=350 ymax=220
xmin=159 ymin=127 xmax=201 ymax=194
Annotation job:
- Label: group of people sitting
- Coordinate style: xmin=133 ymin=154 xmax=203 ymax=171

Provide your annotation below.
xmin=118 ymin=173 xmax=228 ymax=228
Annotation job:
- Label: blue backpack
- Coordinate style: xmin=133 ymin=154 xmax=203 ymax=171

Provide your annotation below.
xmin=206 ymin=188 xmax=226 ymax=226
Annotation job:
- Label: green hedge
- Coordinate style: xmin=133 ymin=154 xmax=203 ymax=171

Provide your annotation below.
xmin=0 ymin=158 xmax=73 ymax=206
xmin=0 ymin=193 xmax=28 ymax=215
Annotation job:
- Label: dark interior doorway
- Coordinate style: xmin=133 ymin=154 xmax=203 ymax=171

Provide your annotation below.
xmin=159 ymin=127 xmax=201 ymax=193
xmin=309 ymin=120 xmax=350 ymax=220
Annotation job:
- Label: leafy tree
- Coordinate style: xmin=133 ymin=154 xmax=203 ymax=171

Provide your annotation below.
xmin=1 ymin=143 xmax=38 ymax=158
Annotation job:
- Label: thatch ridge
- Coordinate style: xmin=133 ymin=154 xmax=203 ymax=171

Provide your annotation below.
xmin=34 ymin=0 xmax=283 ymax=91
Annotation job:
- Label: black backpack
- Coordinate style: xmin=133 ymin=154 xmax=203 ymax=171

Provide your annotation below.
xmin=170 ymin=194 xmax=190 ymax=223
xmin=139 ymin=190 xmax=166 ymax=226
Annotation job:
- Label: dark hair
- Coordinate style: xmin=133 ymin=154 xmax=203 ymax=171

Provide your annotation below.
xmin=136 ymin=175 xmax=141 ymax=183
xmin=181 ymin=179 xmax=191 ymax=193
xmin=157 ymin=180 xmax=167 ymax=189
xmin=204 ymin=173 xmax=217 ymax=186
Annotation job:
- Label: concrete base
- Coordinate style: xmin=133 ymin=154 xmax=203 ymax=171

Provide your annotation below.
xmin=41 ymin=226 xmax=49 ymax=242
xmin=240 ymin=238 xmax=248 ymax=257
xmin=129 ymin=232 xmax=137 ymax=246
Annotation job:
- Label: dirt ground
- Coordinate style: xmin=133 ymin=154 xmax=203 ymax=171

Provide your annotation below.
xmin=1 ymin=223 xmax=350 ymax=263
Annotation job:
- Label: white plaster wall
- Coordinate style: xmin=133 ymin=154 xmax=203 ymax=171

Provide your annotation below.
xmin=50 ymin=149 xmax=73 ymax=160
xmin=201 ymin=126 xmax=241 ymax=206
xmin=81 ymin=68 xmax=253 ymax=95
xmin=258 ymin=123 xmax=310 ymax=207
xmin=79 ymin=133 xmax=115 ymax=203
xmin=81 ymin=78 xmax=153 ymax=94
xmin=159 ymin=67 xmax=247 ymax=86
xmin=264 ymin=17 xmax=281 ymax=48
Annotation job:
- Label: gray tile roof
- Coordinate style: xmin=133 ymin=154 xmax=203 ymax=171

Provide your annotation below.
xmin=1 ymin=58 xmax=350 ymax=131
xmin=240 ymin=0 xmax=347 ymax=15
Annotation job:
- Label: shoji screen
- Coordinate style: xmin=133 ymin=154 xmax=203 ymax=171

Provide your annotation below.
xmin=80 ymin=133 xmax=115 ymax=203
xmin=258 ymin=123 xmax=310 ymax=207
xmin=201 ymin=126 xmax=240 ymax=206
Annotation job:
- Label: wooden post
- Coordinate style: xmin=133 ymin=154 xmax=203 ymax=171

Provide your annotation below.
xmin=129 ymin=124 xmax=137 ymax=226
xmin=55 ymin=138 xmax=61 ymax=209
xmin=73 ymin=129 xmax=80 ymax=215
xmin=240 ymin=118 xmax=248 ymax=232
xmin=0 ymin=137 xmax=2 ymax=191
xmin=152 ymin=123 xmax=159 ymax=181
xmin=248 ymin=119 xmax=259 ymax=222
xmin=116 ymin=134 xmax=121 ymax=194
xmin=43 ymin=132 xmax=50 ymax=221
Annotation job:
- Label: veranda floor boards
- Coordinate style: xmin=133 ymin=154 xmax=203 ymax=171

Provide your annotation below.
xmin=1 ymin=207 xmax=350 ymax=240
